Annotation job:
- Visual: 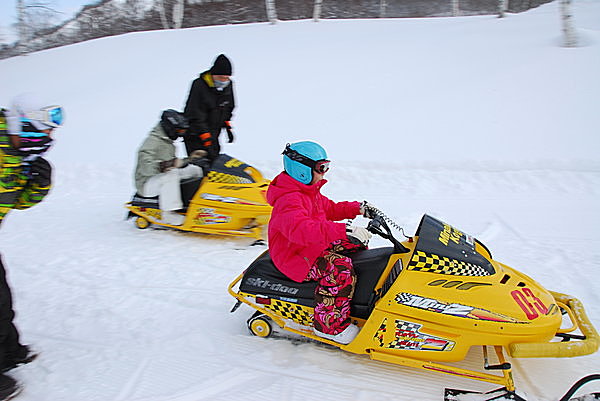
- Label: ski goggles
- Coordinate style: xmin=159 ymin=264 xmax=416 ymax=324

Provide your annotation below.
xmin=283 ymin=144 xmax=330 ymax=174
xmin=24 ymin=105 xmax=64 ymax=128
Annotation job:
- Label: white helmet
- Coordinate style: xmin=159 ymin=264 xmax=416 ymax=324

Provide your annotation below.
xmin=7 ymin=93 xmax=64 ymax=134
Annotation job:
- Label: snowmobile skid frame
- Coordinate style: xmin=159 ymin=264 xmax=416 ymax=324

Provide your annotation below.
xmin=228 ymin=208 xmax=599 ymax=400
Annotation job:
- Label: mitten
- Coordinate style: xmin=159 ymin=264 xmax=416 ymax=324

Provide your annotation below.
xmin=29 ymin=157 xmax=52 ymax=187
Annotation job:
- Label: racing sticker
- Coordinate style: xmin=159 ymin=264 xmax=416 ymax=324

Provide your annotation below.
xmin=201 ymin=193 xmax=262 ymax=205
xmin=193 ymin=208 xmax=231 ymax=225
xmin=395 ymin=292 xmax=519 ymax=323
xmin=135 ymin=206 xmax=161 ymax=221
xmin=408 ymin=250 xmax=492 ymax=276
xmin=374 ymin=318 xmax=455 ymax=351
xmin=438 ymin=223 xmax=471 ymax=246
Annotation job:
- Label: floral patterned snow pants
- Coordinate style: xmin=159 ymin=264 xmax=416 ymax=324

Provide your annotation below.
xmin=308 ymin=238 xmax=364 ymax=335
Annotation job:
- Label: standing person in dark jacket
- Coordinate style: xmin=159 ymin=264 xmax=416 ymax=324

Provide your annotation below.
xmin=0 ymin=93 xmax=64 ymax=400
xmin=183 ymin=54 xmax=235 ymax=160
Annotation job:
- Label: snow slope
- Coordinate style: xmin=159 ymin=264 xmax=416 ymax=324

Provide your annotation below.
xmin=0 ymin=1 xmax=599 ymax=400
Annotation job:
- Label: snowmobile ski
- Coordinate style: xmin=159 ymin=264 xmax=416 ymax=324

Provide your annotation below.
xmin=444 ymin=387 xmax=525 ymax=401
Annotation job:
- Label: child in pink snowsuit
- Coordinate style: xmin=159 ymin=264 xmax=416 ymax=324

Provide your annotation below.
xmin=266 ymin=141 xmax=371 ymax=344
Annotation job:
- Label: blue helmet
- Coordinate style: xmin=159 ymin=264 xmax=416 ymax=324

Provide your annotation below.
xmin=283 ymin=141 xmax=328 ymax=185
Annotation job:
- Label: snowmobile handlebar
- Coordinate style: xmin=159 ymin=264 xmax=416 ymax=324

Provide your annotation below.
xmin=367 ymin=214 xmax=410 ymax=253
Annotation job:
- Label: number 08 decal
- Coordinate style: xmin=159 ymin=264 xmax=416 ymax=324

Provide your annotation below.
xmin=511 ymin=288 xmax=548 ymax=320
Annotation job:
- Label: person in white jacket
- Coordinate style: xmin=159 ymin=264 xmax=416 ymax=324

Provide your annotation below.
xmin=134 ymin=110 xmax=207 ymax=225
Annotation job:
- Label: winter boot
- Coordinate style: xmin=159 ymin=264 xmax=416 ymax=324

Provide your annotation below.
xmin=161 ymin=211 xmax=185 ymax=226
xmin=1 ymin=345 xmax=38 ymax=373
xmin=0 ymin=374 xmax=21 ymax=401
xmin=314 ymin=324 xmax=360 ymax=345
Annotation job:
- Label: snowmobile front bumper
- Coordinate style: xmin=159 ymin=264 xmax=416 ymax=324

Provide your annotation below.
xmin=508 ymin=291 xmax=599 ymax=358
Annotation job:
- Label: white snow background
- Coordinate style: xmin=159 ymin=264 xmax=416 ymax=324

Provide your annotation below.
xmin=0 ymin=1 xmax=599 ymax=400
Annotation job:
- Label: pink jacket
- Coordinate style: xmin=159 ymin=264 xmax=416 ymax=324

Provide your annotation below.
xmin=266 ymin=172 xmax=361 ymax=282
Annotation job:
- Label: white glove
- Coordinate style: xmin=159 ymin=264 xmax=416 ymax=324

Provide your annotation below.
xmin=346 ymin=225 xmax=372 ymax=247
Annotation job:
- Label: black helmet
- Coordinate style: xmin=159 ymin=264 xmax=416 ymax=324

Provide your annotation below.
xmin=160 ymin=109 xmax=189 ymax=140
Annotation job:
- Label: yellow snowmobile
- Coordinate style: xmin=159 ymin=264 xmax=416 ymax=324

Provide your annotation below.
xmin=228 ymin=208 xmax=599 ymax=400
xmin=126 ymin=154 xmax=271 ymax=241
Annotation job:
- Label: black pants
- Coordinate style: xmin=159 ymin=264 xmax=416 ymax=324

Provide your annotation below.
xmin=0 ymin=254 xmax=22 ymax=368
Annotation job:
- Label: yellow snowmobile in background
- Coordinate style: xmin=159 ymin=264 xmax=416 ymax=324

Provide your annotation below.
xmin=228 ymin=208 xmax=599 ymax=400
xmin=126 ymin=154 xmax=271 ymax=241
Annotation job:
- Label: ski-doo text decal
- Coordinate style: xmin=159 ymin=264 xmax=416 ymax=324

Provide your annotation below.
xmin=395 ymin=293 xmax=519 ymax=323
xmin=408 ymin=250 xmax=491 ymax=276
xmin=193 ymin=208 xmax=231 ymax=224
xmin=374 ymin=318 xmax=455 ymax=351
xmin=245 ymin=277 xmax=300 ymax=295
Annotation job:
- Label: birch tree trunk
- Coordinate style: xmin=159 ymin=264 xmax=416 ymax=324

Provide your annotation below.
xmin=313 ymin=0 xmax=322 ymax=22
xmin=560 ymin=0 xmax=577 ymax=47
xmin=265 ymin=0 xmax=277 ymax=24
xmin=452 ymin=0 xmax=459 ymax=17
xmin=16 ymin=0 xmax=28 ymax=54
xmin=157 ymin=0 xmax=170 ymax=29
xmin=498 ymin=0 xmax=507 ymax=18
xmin=172 ymin=0 xmax=184 ymax=29
xmin=379 ymin=0 xmax=387 ymax=18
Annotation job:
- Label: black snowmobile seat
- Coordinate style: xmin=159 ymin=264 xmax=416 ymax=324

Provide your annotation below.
xmin=131 ymin=193 xmax=159 ymax=208
xmin=239 ymin=247 xmax=394 ymax=319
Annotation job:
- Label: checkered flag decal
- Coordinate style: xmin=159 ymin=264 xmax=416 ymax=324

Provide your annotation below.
xmin=408 ymin=250 xmax=491 ymax=276
xmin=265 ymin=299 xmax=313 ymax=326
xmin=206 ymin=171 xmax=252 ymax=184
xmin=373 ymin=319 xmax=387 ymax=347
xmin=395 ymin=293 xmax=412 ymax=304
xmin=388 ymin=321 xmax=423 ymax=350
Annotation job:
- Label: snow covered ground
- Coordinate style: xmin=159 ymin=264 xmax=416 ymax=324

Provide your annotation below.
xmin=0 ymin=1 xmax=599 ymax=400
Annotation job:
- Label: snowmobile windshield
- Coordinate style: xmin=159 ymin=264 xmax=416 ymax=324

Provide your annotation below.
xmin=206 ymin=154 xmax=256 ymax=183
xmin=410 ymin=215 xmax=495 ymax=276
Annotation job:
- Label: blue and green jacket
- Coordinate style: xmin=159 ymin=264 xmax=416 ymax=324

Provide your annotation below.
xmin=0 ymin=108 xmax=51 ymax=226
